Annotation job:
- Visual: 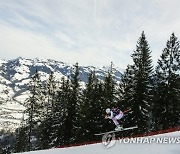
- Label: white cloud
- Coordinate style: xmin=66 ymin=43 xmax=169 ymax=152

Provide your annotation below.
xmin=0 ymin=0 xmax=180 ymax=68
xmin=0 ymin=23 xmax=59 ymax=58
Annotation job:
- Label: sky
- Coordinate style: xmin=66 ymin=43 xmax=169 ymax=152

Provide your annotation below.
xmin=0 ymin=0 xmax=180 ymax=69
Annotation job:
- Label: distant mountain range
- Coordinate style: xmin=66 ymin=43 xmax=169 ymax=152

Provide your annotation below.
xmin=0 ymin=57 xmax=123 ymax=131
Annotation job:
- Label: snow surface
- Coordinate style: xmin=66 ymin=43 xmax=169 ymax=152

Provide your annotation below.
xmin=0 ymin=100 xmax=24 ymax=131
xmin=15 ymin=131 xmax=180 ymax=154
xmin=0 ymin=59 xmax=7 ymax=64
xmin=0 ymin=57 xmax=122 ymax=131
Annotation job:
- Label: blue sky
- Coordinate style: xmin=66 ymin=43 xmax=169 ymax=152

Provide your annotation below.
xmin=0 ymin=0 xmax=180 ymax=69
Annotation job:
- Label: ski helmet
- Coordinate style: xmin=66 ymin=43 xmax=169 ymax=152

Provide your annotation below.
xmin=106 ymin=108 xmax=111 ymax=114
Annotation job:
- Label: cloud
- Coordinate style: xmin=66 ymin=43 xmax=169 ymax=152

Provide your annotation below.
xmin=0 ymin=23 xmax=59 ymax=59
xmin=0 ymin=0 xmax=180 ymax=68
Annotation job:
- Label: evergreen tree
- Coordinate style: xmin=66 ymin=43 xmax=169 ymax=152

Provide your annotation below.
xmin=38 ymin=71 xmax=57 ymax=149
xmin=51 ymin=63 xmax=81 ymax=145
xmin=95 ymin=80 xmax=108 ymax=133
xmin=118 ymin=65 xmax=136 ymax=129
xmin=154 ymin=33 xmax=180 ymax=129
xmin=131 ymin=31 xmax=154 ymax=133
xmin=102 ymin=63 xmax=117 ymax=131
xmin=24 ymin=70 xmax=43 ymax=151
xmin=69 ymin=63 xmax=82 ymax=143
xmin=103 ymin=73 xmax=116 ymax=106
xmin=13 ymin=126 xmax=28 ymax=153
xmin=51 ymin=77 xmax=71 ymax=146
xmin=48 ymin=63 xmax=81 ymax=146
xmin=79 ymin=71 xmax=104 ymax=142
xmin=104 ymin=63 xmax=117 ymax=105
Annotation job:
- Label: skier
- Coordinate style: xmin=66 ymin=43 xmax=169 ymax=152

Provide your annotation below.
xmin=105 ymin=108 xmax=125 ymax=131
xmin=94 ymin=108 xmax=136 ymax=135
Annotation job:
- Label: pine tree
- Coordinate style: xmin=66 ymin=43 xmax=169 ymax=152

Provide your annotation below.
xmin=103 ymin=73 xmax=116 ymax=106
xmin=79 ymin=71 xmax=104 ymax=142
xmin=95 ymin=80 xmax=108 ymax=133
xmin=69 ymin=63 xmax=82 ymax=143
xmin=101 ymin=63 xmax=117 ymax=131
xmin=154 ymin=33 xmax=180 ymax=129
xmin=131 ymin=31 xmax=154 ymax=133
xmin=52 ymin=63 xmax=81 ymax=145
xmin=13 ymin=110 xmax=28 ymax=152
xmin=51 ymin=77 xmax=71 ymax=146
xmin=118 ymin=65 xmax=136 ymax=129
xmin=38 ymin=71 xmax=57 ymax=149
xmin=24 ymin=70 xmax=43 ymax=151
xmin=13 ymin=126 xmax=28 ymax=153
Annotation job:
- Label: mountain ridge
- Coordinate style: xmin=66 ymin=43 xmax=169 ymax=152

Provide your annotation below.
xmin=0 ymin=57 xmax=123 ymax=131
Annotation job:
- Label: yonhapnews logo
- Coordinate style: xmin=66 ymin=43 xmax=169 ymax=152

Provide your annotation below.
xmin=102 ymin=133 xmax=180 ymax=149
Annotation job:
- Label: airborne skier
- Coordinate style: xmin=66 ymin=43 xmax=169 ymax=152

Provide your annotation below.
xmin=105 ymin=108 xmax=131 ymax=131
xmin=95 ymin=108 xmax=136 ymax=135
xmin=105 ymin=108 xmax=124 ymax=130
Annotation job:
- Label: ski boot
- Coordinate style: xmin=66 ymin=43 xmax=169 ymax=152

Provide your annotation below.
xmin=115 ymin=125 xmax=123 ymax=131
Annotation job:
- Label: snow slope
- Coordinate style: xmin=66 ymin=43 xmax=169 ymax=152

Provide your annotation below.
xmin=0 ymin=57 xmax=122 ymax=131
xmin=16 ymin=131 xmax=180 ymax=154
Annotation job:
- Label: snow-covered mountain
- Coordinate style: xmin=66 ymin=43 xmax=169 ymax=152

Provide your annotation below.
xmin=0 ymin=57 xmax=123 ymax=131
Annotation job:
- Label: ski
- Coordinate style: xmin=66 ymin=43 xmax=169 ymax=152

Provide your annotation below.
xmin=94 ymin=126 xmax=138 ymax=136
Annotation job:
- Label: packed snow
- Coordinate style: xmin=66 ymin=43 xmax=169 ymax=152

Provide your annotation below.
xmin=15 ymin=131 xmax=180 ymax=154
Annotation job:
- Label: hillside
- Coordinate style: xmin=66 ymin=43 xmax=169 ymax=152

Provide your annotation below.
xmin=15 ymin=130 xmax=180 ymax=154
xmin=0 ymin=57 xmax=122 ymax=131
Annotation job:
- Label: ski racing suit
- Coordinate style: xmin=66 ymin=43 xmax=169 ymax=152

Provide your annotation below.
xmin=108 ymin=109 xmax=124 ymax=126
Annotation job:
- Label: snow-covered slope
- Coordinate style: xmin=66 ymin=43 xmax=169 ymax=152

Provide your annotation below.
xmin=0 ymin=57 xmax=122 ymax=131
xmin=15 ymin=131 xmax=180 ymax=154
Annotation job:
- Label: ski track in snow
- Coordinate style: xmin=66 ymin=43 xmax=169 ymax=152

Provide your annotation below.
xmin=16 ymin=131 xmax=180 ymax=154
